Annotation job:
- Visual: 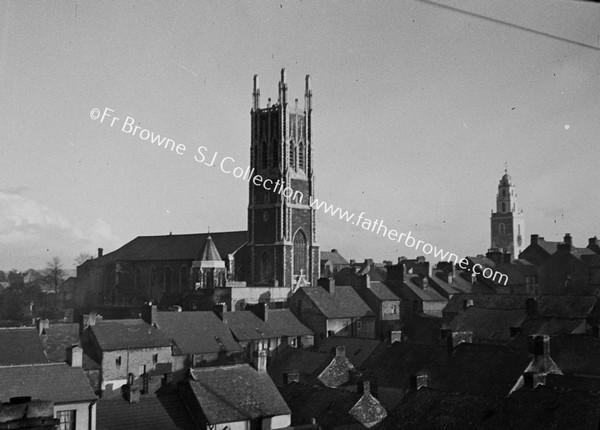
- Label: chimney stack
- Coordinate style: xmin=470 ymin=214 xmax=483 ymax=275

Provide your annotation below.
xmin=318 ymin=277 xmax=335 ymax=295
xmin=390 ymin=330 xmax=402 ymax=344
xmin=463 ymin=299 xmax=474 ymax=310
xmin=357 ymin=380 xmax=371 ymax=396
xmin=563 ymin=233 xmax=573 ymax=248
xmin=67 ymin=345 xmax=83 ymax=368
xmin=447 ymin=331 xmax=473 ymax=354
xmin=97 ymin=248 xmax=103 ymax=258
xmin=255 ymin=349 xmax=268 ymax=372
xmin=248 ymin=302 xmax=268 ymax=322
xmin=589 ymin=237 xmax=598 ymax=248
xmin=213 ymin=302 xmax=227 ymax=319
xmin=410 ymin=372 xmax=428 ymax=390
xmin=334 ymin=345 xmax=346 ymax=357
xmin=530 ymin=335 xmax=551 ymax=372
xmin=526 ymin=298 xmax=538 ymax=317
xmin=363 ymin=274 xmax=371 ymax=289
xmin=141 ymin=302 xmax=157 ymax=326
xmin=503 ymin=253 xmax=512 ymax=264
xmin=283 ymin=370 xmax=300 ymax=385
xmin=523 ymin=371 xmax=546 ymax=389
xmin=531 ymin=234 xmax=539 ymax=246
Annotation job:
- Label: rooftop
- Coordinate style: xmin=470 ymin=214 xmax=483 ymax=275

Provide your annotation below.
xmin=222 ymin=311 xmax=280 ymax=341
xmin=0 ymin=328 xmax=48 ymax=365
xmin=298 ymin=285 xmax=374 ymax=319
xmin=90 ymin=319 xmax=171 ymax=351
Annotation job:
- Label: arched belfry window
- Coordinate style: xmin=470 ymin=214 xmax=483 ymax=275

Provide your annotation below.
xmin=499 ymin=223 xmax=506 ymax=235
xmin=272 ymin=141 xmax=279 ymax=168
xmin=260 ymin=252 xmax=273 ymax=281
xmin=289 ymin=141 xmax=296 ymax=169
xmin=502 ymin=202 xmax=506 ymax=212
xmin=261 ymin=141 xmax=269 ymax=169
xmin=502 ymin=189 xmax=506 ymax=197
xmin=293 ymin=230 xmax=308 ymax=276
xmin=299 ymin=142 xmax=305 ymax=171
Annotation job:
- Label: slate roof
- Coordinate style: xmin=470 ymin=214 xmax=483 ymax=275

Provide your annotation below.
xmin=188 ymin=364 xmax=291 ymax=424
xmin=318 ymin=337 xmax=383 ymax=368
xmin=447 ymin=307 xmax=527 ymax=344
xmin=298 ymin=286 xmax=374 ymax=319
xmin=544 ymin=335 xmax=600 ymax=377
xmin=268 ymin=348 xmax=331 ymax=385
xmin=429 ymin=270 xmax=492 ymax=296
xmin=200 ymin=235 xmax=222 ymax=261
xmin=155 ymin=311 xmax=241 ymax=355
xmin=222 ymin=311 xmax=280 ymax=341
xmin=366 ymin=281 xmax=401 ymax=301
xmin=95 ymin=230 xmax=247 ymax=263
xmin=0 ymin=328 xmax=48 ymax=365
xmin=320 ymin=251 xmax=349 ymax=266
xmin=0 ymin=363 xmax=96 ymax=404
xmin=278 ymin=382 xmax=364 ymax=429
xmin=401 ymin=277 xmax=447 ymax=302
xmin=96 ymin=394 xmax=196 ymax=430
xmin=266 ymin=309 xmax=314 ymax=338
xmin=39 ymin=323 xmax=79 ymax=362
xmin=90 ymin=319 xmax=171 ymax=351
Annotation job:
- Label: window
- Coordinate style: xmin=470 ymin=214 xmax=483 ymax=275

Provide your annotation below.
xmin=499 ymin=223 xmax=506 ymax=235
xmin=293 ymin=230 xmax=307 ymax=276
xmin=502 ymin=189 xmax=506 ymax=197
xmin=357 ymin=321 xmax=363 ymax=330
xmin=261 ymin=141 xmax=268 ymax=169
xmin=57 ymin=410 xmax=76 ymax=430
xmin=152 ymin=353 xmax=158 ymax=364
xmin=299 ymin=142 xmax=305 ymax=171
xmin=289 ymin=141 xmax=296 ymax=168
xmin=115 ymin=356 xmax=122 ymax=367
xmin=502 ymin=202 xmax=506 ymax=212
xmin=272 ymin=141 xmax=279 ymax=168
xmin=260 ymin=252 xmax=273 ymax=281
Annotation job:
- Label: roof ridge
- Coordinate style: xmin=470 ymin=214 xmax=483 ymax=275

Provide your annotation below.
xmin=135 ymin=230 xmax=247 ymax=239
xmin=0 ymin=362 xmax=66 ymax=368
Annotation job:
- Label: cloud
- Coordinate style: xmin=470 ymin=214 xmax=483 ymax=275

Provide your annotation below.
xmin=0 ymin=190 xmax=121 ymax=269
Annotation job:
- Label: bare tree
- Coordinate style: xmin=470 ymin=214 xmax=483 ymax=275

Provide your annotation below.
xmin=74 ymin=252 xmax=94 ymax=267
xmin=45 ymin=257 xmax=66 ymax=293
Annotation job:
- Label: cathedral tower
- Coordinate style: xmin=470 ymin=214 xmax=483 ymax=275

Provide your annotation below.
xmin=490 ymin=170 xmax=525 ymax=258
xmin=248 ymin=69 xmax=319 ymax=288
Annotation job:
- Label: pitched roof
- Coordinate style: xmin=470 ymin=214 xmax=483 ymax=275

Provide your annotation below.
xmin=188 ymin=364 xmax=290 ymax=424
xmin=365 ymin=281 xmax=401 ymax=301
xmin=265 ymin=309 xmax=314 ymax=338
xmin=96 ymin=394 xmax=196 ymax=430
xmin=543 ymin=335 xmax=600 ymax=377
xmin=222 ymin=311 xmax=280 ymax=341
xmin=298 ymin=286 xmax=373 ymax=319
xmin=447 ymin=307 xmax=527 ymax=344
xmin=39 ymin=323 xmax=79 ymax=362
xmin=95 ymin=230 xmax=247 ymax=263
xmin=0 ymin=363 xmax=96 ymax=404
xmin=200 ymin=235 xmax=222 ymax=261
xmin=278 ymin=382 xmax=364 ymax=429
xmin=90 ymin=319 xmax=171 ymax=351
xmin=318 ymin=337 xmax=383 ymax=368
xmin=401 ymin=277 xmax=447 ymax=302
xmin=268 ymin=348 xmax=331 ymax=385
xmin=155 ymin=311 xmax=241 ymax=355
xmin=0 ymin=328 xmax=48 ymax=365
xmin=320 ymin=250 xmax=349 ymax=266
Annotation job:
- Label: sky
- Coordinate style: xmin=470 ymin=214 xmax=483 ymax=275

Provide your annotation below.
xmin=1 ymin=0 xmax=599 ymax=271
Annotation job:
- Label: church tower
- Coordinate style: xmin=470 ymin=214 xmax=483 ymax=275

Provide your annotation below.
xmin=490 ymin=169 xmax=525 ymax=258
xmin=248 ymin=69 xmax=319 ymax=288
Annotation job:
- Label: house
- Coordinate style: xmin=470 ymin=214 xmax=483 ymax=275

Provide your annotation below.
xmin=351 ymin=277 xmax=402 ymax=340
xmin=97 ymin=392 xmax=197 ymax=430
xmin=246 ymin=303 xmax=315 ymax=348
xmin=320 ymin=249 xmax=350 ymax=277
xmin=0 ymin=327 xmax=49 ymax=365
xmin=141 ymin=303 xmax=243 ymax=378
xmin=0 ymin=358 xmax=97 ymax=430
xmin=317 ymin=337 xmax=383 ymax=368
xmin=289 ymin=280 xmax=376 ymax=344
xmin=279 ymin=380 xmax=387 ymax=429
xmin=81 ymin=316 xmax=173 ymax=394
xmin=180 ymin=360 xmax=292 ymax=429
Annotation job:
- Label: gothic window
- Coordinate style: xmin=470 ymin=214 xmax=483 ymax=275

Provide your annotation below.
xmin=272 ymin=141 xmax=279 ymax=168
xmin=502 ymin=189 xmax=506 ymax=197
xmin=261 ymin=252 xmax=273 ymax=281
xmin=499 ymin=223 xmax=506 ymax=235
xmin=299 ymin=142 xmax=305 ymax=171
xmin=293 ymin=230 xmax=307 ymax=276
xmin=289 ymin=141 xmax=296 ymax=169
xmin=261 ymin=141 xmax=268 ymax=170
xmin=164 ymin=267 xmax=172 ymax=292
xmin=502 ymin=202 xmax=506 ymax=212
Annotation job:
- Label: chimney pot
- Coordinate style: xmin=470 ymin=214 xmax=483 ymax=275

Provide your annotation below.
xmin=564 ymin=233 xmax=573 ymax=247
xmin=390 ymin=330 xmax=402 ymax=344
xmin=410 ymin=372 xmax=428 ymax=390
xmin=97 ymin=248 xmax=103 ymax=258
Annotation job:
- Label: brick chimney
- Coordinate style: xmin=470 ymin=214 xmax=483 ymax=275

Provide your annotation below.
xmin=97 ymin=248 xmax=103 ymax=258
xmin=390 ymin=330 xmax=402 ymax=344
xmin=248 ymin=302 xmax=268 ymax=322
xmin=124 ymin=384 xmax=140 ymax=404
xmin=67 ymin=345 xmax=83 ymax=368
xmin=255 ymin=349 xmax=268 ymax=372
xmin=141 ymin=302 xmax=157 ymax=326
xmin=357 ymin=380 xmax=371 ymax=396
xmin=318 ymin=277 xmax=335 ymax=295
xmin=463 ymin=299 xmax=474 ymax=310
xmin=503 ymin=253 xmax=512 ymax=264
xmin=447 ymin=331 xmax=473 ymax=354
xmin=563 ymin=233 xmax=573 ymax=248
xmin=283 ymin=370 xmax=300 ymax=385
xmin=410 ymin=372 xmax=428 ymax=390
xmin=363 ymin=274 xmax=371 ymax=289
xmin=526 ymin=298 xmax=538 ymax=317
xmin=530 ymin=234 xmax=539 ymax=246
xmin=523 ymin=371 xmax=546 ymax=389
xmin=334 ymin=345 xmax=346 ymax=357
xmin=213 ymin=302 xmax=227 ymax=320
xmin=530 ymin=335 xmax=551 ymax=372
